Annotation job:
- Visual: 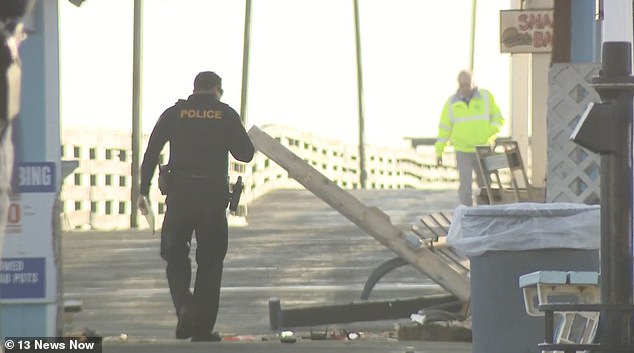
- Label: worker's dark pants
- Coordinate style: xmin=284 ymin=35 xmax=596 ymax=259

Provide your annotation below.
xmin=160 ymin=176 xmax=229 ymax=336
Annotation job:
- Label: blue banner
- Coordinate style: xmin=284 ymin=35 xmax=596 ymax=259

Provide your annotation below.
xmin=0 ymin=258 xmax=46 ymax=299
xmin=16 ymin=162 xmax=56 ymax=193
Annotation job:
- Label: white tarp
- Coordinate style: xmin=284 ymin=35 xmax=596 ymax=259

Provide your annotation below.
xmin=447 ymin=203 xmax=600 ymax=256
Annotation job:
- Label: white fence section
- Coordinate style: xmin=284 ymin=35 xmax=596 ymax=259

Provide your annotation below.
xmin=60 ymin=125 xmax=457 ymax=230
xmin=547 ymin=64 xmax=601 ymax=204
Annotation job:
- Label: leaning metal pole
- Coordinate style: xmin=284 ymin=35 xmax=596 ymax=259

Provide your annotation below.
xmin=572 ymin=41 xmax=634 ymax=350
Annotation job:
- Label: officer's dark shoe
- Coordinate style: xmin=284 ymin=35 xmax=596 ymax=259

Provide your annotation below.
xmin=175 ymin=307 xmax=194 ymax=339
xmin=191 ymin=331 xmax=222 ymax=342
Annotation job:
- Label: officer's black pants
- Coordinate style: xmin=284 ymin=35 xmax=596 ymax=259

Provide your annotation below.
xmin=160 ymin=177 xmax=229 ymax=335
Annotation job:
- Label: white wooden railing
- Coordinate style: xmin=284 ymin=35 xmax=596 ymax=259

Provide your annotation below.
xmin=60 ymin=125 xmax=457 ymax=230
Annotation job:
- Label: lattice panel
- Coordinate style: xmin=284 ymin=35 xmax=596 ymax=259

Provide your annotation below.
xmin=547 ymin=64 xmax=601 ymax=204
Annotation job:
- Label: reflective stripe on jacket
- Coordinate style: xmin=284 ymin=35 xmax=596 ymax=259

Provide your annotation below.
xmin=434 ymin=88 xmax=504 ymax=156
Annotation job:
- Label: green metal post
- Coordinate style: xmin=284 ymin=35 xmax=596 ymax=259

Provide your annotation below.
xmin=469 ymin=0 xmax=477 ymax=72
xmin=240 ymin=0 xmax=252 ymax=125
xmin=131 ymin=0 xmax=143 ymax=227
xmin=353 ymin=0 xmax=367 ymax=189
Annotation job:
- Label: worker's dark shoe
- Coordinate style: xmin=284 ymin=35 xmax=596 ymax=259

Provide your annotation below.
xmin=191 ymin=331 xmax=222 ymax=342
xmin=175 ymin=307 xmax=194 ymax=339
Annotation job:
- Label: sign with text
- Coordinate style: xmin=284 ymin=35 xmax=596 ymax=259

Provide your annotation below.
xmin=4 ymin=194 xmax=48 ymax=237
xmin=500 ymin=9 xmax=554 ymax=53
xmin=16 ymin=162 xmax=56 ymax=193
xmin=6 ymin=195 xmax=23 ymax=234
xmin=0 ymin=257 xmax=46 ymax=299
xmin=2 ymin=194 xmax=56 ymax=303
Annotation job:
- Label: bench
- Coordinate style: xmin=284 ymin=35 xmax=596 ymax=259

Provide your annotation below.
xmin=519 ymin=271 xmax=601 ymax=351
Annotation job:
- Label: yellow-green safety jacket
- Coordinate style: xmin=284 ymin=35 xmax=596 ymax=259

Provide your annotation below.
xmin=435 ymin=88 xmax=504 ymax=156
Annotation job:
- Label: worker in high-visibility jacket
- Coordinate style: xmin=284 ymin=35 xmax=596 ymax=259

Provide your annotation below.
xmin=435 ymin=70 xmax=504 ymax=206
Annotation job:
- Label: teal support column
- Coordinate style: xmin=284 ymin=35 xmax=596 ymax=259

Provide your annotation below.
xmin=570 ymin=0 xmax=601 ymax=63
xmin=1 ymin=0 xmax=61 ymax=338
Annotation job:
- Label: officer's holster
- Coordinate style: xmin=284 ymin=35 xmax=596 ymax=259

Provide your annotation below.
xmin=158 ymin=165 xmax=170 ymax=195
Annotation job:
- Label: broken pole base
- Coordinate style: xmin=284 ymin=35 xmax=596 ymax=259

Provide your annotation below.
xmin=268 ymin=294 xmax=460 ymax=330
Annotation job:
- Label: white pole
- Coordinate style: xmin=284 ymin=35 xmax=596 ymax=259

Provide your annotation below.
xmin=600 ymin=0 xmax=633 ymax=44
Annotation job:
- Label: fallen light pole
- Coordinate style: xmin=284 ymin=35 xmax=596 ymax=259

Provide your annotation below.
xmin=248 ymin=126 xmax=470 ymax=329
xmin=248 ymin=126 xmax=470 ymax=301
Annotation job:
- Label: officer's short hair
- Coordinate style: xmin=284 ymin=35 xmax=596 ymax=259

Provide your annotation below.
xmin=194 ymin=71 xmax=222 ymax=91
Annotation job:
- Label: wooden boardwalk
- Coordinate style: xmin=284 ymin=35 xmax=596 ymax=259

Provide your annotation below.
xmin=62 ymin=188 xmax=460 ymax=340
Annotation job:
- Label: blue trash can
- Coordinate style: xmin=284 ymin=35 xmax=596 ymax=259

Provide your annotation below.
xmin=448 ymin=203 xmax=600 ymax=353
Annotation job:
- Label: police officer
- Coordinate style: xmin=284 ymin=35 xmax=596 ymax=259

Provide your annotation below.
xmin=138 ymin=71 xmax=254 ymax=341
xmin=435 ymin=70 xmax=504 ymax=206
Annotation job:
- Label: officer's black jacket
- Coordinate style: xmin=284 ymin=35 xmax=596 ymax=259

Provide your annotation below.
xmin=140 ymin=93 xmax=254 ymax=196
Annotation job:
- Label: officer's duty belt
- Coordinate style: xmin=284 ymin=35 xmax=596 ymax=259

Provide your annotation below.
xmin=171 ymin=169 xmax=223 ymax=181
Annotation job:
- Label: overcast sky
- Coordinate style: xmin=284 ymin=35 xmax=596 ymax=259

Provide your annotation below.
xmin=58 ymin=0 xmax=512 ymax=147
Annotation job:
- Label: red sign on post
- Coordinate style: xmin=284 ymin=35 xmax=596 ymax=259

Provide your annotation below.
xmin=500 ymin=9 xmax=554 ymax=53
